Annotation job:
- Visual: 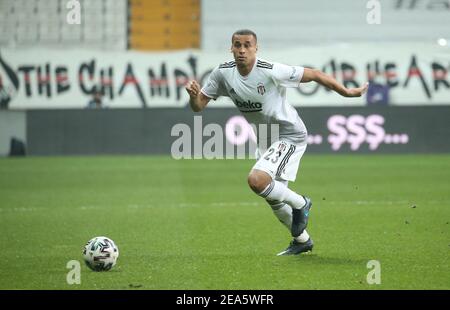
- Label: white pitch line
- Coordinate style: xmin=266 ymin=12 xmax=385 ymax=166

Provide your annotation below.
xmin=326 ymin=200 xmax=448 ymax=205
xmin=3 ymin=200 xmax=446 ymax=213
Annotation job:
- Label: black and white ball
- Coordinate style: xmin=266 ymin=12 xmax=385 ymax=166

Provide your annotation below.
xmin=82 ymin=236 xmax=119 ymax=272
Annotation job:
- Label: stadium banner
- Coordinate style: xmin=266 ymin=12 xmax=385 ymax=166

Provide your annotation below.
xmin=25 ymin=106 xmax=450 ymax=156
xmin=1 ymin=43 xmax=449 ymax=109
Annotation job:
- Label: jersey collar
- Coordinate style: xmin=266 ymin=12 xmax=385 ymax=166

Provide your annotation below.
xmin=238 ymin=57 xmax=258 ymax=80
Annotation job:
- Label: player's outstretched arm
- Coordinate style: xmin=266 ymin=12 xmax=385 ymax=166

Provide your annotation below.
xmin=185 ymin=80 xmax=211 ymax=112
xmin=301 ymin=68 xmax=369 ymax=97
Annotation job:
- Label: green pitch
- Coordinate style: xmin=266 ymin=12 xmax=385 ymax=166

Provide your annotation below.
xmin=0 ymin=155 xmax=449 ymax=290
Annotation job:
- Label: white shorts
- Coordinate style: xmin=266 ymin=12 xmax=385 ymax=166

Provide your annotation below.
xmin=252 ymin=140 xmax=307 ymax=182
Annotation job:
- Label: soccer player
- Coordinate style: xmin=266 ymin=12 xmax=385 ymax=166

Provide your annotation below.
xmin=185 ymin=29 xmax=368 ymax=255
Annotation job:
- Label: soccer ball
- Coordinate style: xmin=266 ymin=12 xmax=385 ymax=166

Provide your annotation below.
xmin=82 ymin=236 xmax=119 ymax=272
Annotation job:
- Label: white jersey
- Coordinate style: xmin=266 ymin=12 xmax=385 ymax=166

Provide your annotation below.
xmin=201 ymin=58 xmax=308 ymax=148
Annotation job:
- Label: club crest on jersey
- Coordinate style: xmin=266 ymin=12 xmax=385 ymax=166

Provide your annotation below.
xmin=257 ymin=83 xmax=266 ymax=96
xmin=277 ymin=142 xmax=287 ymax=155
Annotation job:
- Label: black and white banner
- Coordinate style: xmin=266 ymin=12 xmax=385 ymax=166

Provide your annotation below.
xmin=1 ymin=43 xmax=449 ymax=109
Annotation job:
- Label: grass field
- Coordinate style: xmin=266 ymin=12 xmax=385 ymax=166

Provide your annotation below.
xmin=0 ymin=155 xmax=449 ymax=290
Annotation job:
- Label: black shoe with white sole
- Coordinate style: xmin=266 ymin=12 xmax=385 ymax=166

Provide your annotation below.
xmin=277 ymin=238 xmax=314 ymax=256
xmin=291 ymin=196 xmax=312 ymax=237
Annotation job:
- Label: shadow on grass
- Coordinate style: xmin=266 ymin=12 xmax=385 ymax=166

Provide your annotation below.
xmin=290 ymin=253 xmax=369 ymax=266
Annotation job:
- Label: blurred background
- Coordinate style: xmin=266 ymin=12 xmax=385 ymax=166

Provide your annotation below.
xmin=0 ymin=0 xmax=449 ymax=156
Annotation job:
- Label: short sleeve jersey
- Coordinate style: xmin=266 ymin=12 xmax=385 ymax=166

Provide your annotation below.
xmin=201 ymin=58 xmax=308 ymax=147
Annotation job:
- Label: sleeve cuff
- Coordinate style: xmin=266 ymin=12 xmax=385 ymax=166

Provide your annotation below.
xmin=201 ymin=89 xmax=217 ymax=100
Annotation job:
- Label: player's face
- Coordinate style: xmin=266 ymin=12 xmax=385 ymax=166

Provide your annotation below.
xmin=231 ymin=35 xmax=257 ymax=67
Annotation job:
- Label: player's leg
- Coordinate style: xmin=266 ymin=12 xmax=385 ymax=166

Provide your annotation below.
xmin=270 ymin=142 xmax=312 ymax=238
xmin=247 ymin=169 xmax=307 ymax=211
xmin=267 ymin=195 xmax=313 ymax=255
xmin=265 ymin=179 xmax=294 ymax=229
xmin=249 ymin=141 xmax=312 ymax=237
xmin=266 ymin=196 xmax=311 ymax=242
xmin=267 ymin=200 xmax=313 ymax=257
xmin=266 ymin=198 xmax=292 ymax=229
xmin=248 ymin=170 xmax=313 ymax=255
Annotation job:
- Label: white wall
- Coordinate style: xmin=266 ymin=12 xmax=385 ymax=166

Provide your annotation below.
xmin=202 ymin=0 xmax=450 ymax=50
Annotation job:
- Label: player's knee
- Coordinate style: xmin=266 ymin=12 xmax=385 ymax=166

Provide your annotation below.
xmin=247 ymin=172 xmax=271 ymax=194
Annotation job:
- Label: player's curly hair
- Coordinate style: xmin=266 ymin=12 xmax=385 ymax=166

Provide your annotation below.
xmin=231 ymin=29 xmax=257 ymax=43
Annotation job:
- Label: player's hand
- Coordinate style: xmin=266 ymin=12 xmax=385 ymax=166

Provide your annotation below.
xmin=345 ymin=82 xmax=369 ymax=97
xmin=185 ymin=80 xmax=201 ymax=99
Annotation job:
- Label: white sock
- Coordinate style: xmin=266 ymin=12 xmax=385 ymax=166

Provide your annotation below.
xmin=295 ymin=229 xmax=310 ymax=243
xmin=267 ymin=200 xmax=292 ymax=230
xmin=259 ymin=180 xmax=306 ymax=209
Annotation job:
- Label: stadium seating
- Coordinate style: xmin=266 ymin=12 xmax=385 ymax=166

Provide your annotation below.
xmin=0 ymin=0 xmax=200 ymax=51
xmin=128 ymin=0 xmax=200 ymax=50
xmin=0 ymin=0 xmax=127 ymax=50
xmin=1 ymin=0 xmax=447 ymax=51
